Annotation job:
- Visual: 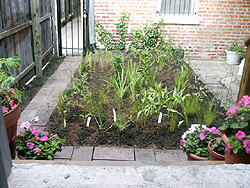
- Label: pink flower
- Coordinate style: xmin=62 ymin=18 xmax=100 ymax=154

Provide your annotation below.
xmin=180 ymin=139 xmax=186 ymax=147
xmin=9 ymin=100 xmax=17 ymax=109
xmin=11 ymin=90 xmax=16 ymax=95
xmin=32 ymin=116 xmax=39 ymax=122
xmin=39 ymin=135 xmax=50 ymax=142
xmin=240 ymin=117 xmax=245 ymax=120
xmin=34 ymin=147 xmax=40 ymax=154
xmin=52 ymin=134 xmax=58 ymax=138
xmin=26 ymin=142 xmax=35 ymax=149
xmin=226 ymin=105 xmax=239 ymax=116
xmin=200 ymin=133 xmax=206 ymax=140
xmin=201 ymin=128 xmax=210 ymax=133
xmin=20 ymin=121 xmax=32 ymax=129
xmin=243 ymin=140 xmax=250 ymax=154
xmin=19 ymin=131 xmax=25 ymax=136
xmin=225 ymin=143 xmax=231 ymax=153
xmin=235 ymin=131 xmax=246 ymax=140
xmin=2 ymin=106 xmax=8 ymax=113
xmin=210 ymin=127 xmax=220 ymax=134
xmin=180 ymin=146 xmax=183 ymax=150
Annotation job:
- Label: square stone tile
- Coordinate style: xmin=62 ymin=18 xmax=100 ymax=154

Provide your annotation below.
xmin=93 ymin=147 xmax=135 ymax=161
xmin=135 ymin=149 xmax=155 ymax=161
xmin=71 ymin=146 xmax=93 ymax=161
xmin=155 ymin=150 xmax=186 ymax=162
xmin=55 ymin=146 xmax=73 ymax=159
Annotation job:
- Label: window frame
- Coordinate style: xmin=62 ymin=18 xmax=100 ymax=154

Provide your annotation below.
xmin=156 ymin=0 xmax=200 ymax=25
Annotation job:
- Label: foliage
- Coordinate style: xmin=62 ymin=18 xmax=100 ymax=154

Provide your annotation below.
xmin=219 ymin=95 xmax=250 ymax=136
xmin=183 ymin=94 xmax=201 ymax=117
xmin=0 ymin=56 xmax=23 ymax=113
xmin=203 ymin=101 xmax=218 ymax=126
xmin=225 ymin=41 xmax=244 ymax=56
xmin=16 ymin=119 xmax=65 ymax=160
xmin=96 ymin=12 xmax=130 ymax=50
xmin=129 ymin=20 xmax=164 ymax=50
xmin=180 ymin=125 xmax=221 ymax=158
xmin=114 ymin=12 xmax=130 ymax=50
xmin=209 ymin=139 xmax=226 ymax=156
xmin=226 ymin=130 xmax=250 ymax=157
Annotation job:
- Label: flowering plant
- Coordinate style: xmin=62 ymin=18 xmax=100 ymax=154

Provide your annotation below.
xmin=225 ymin=130 xmax=250 ymax=157
xmin=15 ymin=118 xmax=66 ymax=160
xmin=180 ymin=124 xmax=222 ymax=158
xmin=0 ymin=56 xmax=23 ymax=114
xmin=209 ymin=139 xmax=225 ymax=156
xmin=219 ymin=95 xmax=250 ymax=136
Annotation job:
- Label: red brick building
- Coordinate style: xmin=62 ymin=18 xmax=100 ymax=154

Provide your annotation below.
xmin=94 ymin=0 xmax=250 ymax=60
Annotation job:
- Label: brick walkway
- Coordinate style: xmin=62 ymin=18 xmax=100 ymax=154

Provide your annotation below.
xmin=55 ymin=146 xmax=186 ymax=162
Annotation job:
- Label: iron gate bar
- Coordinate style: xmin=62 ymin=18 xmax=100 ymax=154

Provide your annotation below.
xmin=57 ymin=0 xmax=62 ymax=56
xmin=83 ymin=0 xmax=86 ymax=56
xmin=86 ymin=0 xmax=90 ymax=51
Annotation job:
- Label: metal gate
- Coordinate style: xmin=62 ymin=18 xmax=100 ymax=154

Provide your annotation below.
xmin=57 ymin=0 xmax=89 ymax=56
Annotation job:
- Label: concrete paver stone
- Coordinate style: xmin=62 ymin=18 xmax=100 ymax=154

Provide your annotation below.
xmin=155 ymin=150 xmax=186 ymax=162
xmin=135 ymin=149 xmax=155 ymax=161
xmin=55 ymin=146 xmax=74 ymax=159
xmin=71 ymin=146 xmax=94 ymax=161
xmin=93 ymin=147 xmax=135 ymax=161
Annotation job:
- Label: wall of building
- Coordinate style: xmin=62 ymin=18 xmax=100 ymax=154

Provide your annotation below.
xmin=94 ymin=0 xmax=250 ymax=60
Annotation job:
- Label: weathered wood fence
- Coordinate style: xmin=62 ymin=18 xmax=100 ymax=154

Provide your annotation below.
xmin=0 ymin=0 xmax=56 ymax=86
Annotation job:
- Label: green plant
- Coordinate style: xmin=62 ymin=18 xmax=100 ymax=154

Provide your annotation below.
xmin=114 ymin=12 xmax=130 ymax=50
xmin=225 ymin=41 xmax=244 ymax=56
xmin=183 ymin=94 xmax=201 ymax=117
xmin=203 ymin=101 xmax=218 ymax=126
xmin=111 ymin=54 xmax=125 ymax=82
xmin=129 ymin=20 xmax=164 ymax=50
xmin=96 ymin=12 xmax=130 ymax=50
xmin=226 ymin=130 xmax=250 ymax=157
xmin=219 ymin=95 xmax=250 ymax=136
xmin=126 ymin=60 xmax=141 ymax=103
xmin=16 ymin=120 xmax=65 ymax=160
xmin=0 ymin=56 xmax=23 ymax=113
xmin=180 ymin=125 xmax=221 ymax=158
xmin=209 ymin=139 xmax=226 ymax=156
xmin=96 ymin=20 xmax=117 ymax=50
xmin=85 ymin=51 xmax=93 ymax=72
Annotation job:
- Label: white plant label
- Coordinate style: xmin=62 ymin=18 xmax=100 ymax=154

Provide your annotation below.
xmin=113 ymin=108 xmax=117 ymax=122
xmin=158 ymin=112 xmax=163 ymax=123
xmin=86 ymin=117 xmax=91 ymax=127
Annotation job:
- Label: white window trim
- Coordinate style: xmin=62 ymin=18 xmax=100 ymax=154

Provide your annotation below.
xmin=156 ymin=0 xmax=200 ymax=25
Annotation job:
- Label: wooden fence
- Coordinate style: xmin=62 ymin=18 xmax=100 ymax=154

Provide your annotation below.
xmin=0 ymin=0 xmax=56 ymax=86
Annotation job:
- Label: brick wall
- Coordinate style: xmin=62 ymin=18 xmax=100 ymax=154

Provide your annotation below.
xmin=94 ymin=0 xmax=250 ymax=60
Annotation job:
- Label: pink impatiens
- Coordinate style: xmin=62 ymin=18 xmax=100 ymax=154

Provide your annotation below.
xmin=26 ymin=142 xmax=35 ymax=149
xmin=39 ymin=135 xmax=50 ymax=142
xmin=236 ymin=131 xmax=246 ymax=140
xmin=225 ymin=143 xmax=231 ymax=153
xmin=243 ymin=140 xmax=250 ymax=154
xmin=200 ymin=133 xmax=206 ymax=140
xmin=2 ymin=106 xmax=8 ymax=113
xmin=34 ymin=147 xmax=40 ymax=154
xmin=20 ymin=121 xmax=32 ymax=129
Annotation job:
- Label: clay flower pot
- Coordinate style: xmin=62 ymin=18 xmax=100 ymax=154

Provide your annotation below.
xmin=225 ymin=152 xmax=250 ymax=164
xmin=208 ymin=138 xmax=225 ymax=161
xmin=187 ymin=153 xmax=207 ymax=161
xmin=17 ymin=154 xmax=27 ymax=160
xmin=221 ymin=133 xmax=250 ymax=164
xmin=3 ymin=99 xmax=21 ymax=159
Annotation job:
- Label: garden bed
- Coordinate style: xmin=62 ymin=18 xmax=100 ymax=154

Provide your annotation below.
xmin=46 ymin=48 xmax=225 ymax=150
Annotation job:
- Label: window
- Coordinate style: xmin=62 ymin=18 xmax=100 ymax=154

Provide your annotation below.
xmin=157 ymin=0 xmax=199 ymax=25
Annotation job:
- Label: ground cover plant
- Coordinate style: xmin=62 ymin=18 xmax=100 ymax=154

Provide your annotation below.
xmin=47 ymin=14 xmax=225 ymax=149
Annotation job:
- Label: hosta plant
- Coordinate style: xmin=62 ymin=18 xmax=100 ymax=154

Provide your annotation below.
xmin=16 ymin=119 xmax=65 ymax=160
xmin=180 ymin=124 xmax=222 ymax=158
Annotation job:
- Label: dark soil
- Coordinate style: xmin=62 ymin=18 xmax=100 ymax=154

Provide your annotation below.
xmin=20 ymin=57 xmax=64 ymax=111
xmin=46 ymin=50 xmax=225 ymax=149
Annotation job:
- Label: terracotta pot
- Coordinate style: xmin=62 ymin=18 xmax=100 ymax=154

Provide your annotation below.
xmin=187 ymin=153 xmax=207 ymax=161
xmin=221 ymin=133 xmax=229 ymax=144
xmin=17 ymin=154 xmax=27 ymax=160
xmin=225 ymin=152 xmax=250 ymax=164
xmin=208 ymin=138 xmax=225 ymax=161
xmin=3 ymin=99 xmax=21 ymax=159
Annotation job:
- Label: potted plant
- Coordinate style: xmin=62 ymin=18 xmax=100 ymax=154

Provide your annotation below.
xmin=224 ymin=131 xmax=250 ymax=164
xmin=0 ymin=56 xmax=23 ymax=158
xmin=208 ymin=138 xmax=225 ymax=160
xmin=16 ymin=119 xmax=66 ymax=160
xmin=180 ymin=124 xmax=221 ymax=160
xmin=225 ymin=41 xmax=244 ymax=65
xmin=219 ymin=95 xmax=250 ymax=164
